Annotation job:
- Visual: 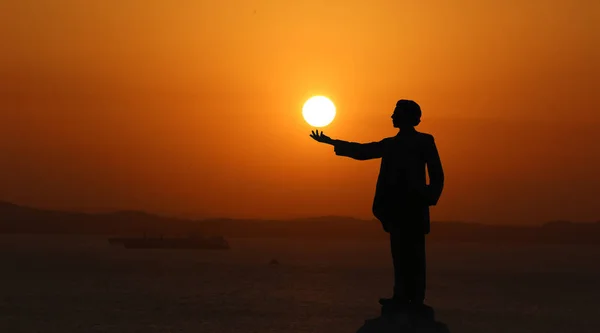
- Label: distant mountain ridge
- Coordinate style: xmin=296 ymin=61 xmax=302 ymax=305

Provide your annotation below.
xmin=0 ymin=201 xmax=599 ymax=244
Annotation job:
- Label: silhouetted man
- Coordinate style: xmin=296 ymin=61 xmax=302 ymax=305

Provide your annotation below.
xmin=310 ymin=99 xmax=444 ymax=316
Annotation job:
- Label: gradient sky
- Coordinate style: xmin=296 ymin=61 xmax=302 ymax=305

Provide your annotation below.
xmin=1 ymin=0 xmax=599 ymax=224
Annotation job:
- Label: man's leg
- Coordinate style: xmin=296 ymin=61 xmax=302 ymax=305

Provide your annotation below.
xmin=410 ymin=232 xmax=426 ymax=305
xmin=408 ymin=233 xmax=435 ymax=322
xmin=389 ymin=230 xmax=410 ymax=306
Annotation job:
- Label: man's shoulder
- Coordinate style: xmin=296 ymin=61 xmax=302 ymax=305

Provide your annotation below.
xmin=415 ymin=131 xmax=435 ymax=142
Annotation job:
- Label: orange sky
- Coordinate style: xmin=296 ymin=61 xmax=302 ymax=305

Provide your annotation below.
xmin=1 ymin=0 xmax=599 ymax=224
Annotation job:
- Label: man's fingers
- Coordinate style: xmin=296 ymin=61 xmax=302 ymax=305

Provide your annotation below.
xmin=310 ymin=129 xmax=331 ymax=142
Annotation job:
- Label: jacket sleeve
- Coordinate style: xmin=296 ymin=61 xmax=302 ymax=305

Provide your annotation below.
xmin=425 ymin=135 xmax=444 ymax=206
xmin=333 ymin=139 xmax=387 ymax=160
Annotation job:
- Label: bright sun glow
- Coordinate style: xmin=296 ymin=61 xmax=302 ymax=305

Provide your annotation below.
xmin=302 ymin=96 xmax=336 ymax=127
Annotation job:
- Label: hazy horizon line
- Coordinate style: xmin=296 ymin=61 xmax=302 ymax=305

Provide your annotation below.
xmin=2 ymin=200 xmax=597 ymax=226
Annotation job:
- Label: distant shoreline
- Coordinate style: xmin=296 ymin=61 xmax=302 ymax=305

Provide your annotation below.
xmin=1 ymin=201 xmax=599 ymax=245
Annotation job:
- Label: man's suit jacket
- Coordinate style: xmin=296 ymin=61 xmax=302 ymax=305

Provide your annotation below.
xmin=333 ymin=129 xmax=444 ymax=234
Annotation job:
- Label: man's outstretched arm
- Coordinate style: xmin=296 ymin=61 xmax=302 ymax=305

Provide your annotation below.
xmin=333 ymin=140 xmax=386 ymax=160
xmin=310 ymin=130 xmax=385 ymax=160
xmin=425 ymin=135 xmax=444 ymax=205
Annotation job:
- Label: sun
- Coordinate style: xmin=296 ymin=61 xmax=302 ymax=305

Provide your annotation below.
xmin=302 ymin=96 xmax=336 ymax=127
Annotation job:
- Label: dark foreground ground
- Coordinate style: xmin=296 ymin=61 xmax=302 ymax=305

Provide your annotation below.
xmin=1 ymin=235 xmax=599 ymax=333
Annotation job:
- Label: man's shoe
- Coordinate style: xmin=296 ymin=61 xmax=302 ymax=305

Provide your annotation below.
xmin=379 ymin=297 xmax=409 ymax=308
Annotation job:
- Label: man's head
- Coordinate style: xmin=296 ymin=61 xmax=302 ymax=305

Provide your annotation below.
xmin=392 ymin=99 xmax=421 ymax=128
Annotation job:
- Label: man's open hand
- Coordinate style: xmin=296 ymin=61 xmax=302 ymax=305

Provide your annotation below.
xmin=310 ymin=130 xmax=333 ymax=145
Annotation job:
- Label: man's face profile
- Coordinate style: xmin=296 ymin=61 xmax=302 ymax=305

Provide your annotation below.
xmin=392 ymin=107 xmax=408 ymax=128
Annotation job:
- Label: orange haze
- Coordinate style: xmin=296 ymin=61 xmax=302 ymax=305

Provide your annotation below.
xmin=1 ymin=0 xmax=599 ymax=224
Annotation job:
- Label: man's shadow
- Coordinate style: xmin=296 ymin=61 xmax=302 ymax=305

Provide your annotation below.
xmin=355 ymin=305 xmax=451 ymax=333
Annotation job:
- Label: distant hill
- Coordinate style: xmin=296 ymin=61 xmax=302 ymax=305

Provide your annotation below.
xmin=0 ymin=201 xmax=599 ymax=244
